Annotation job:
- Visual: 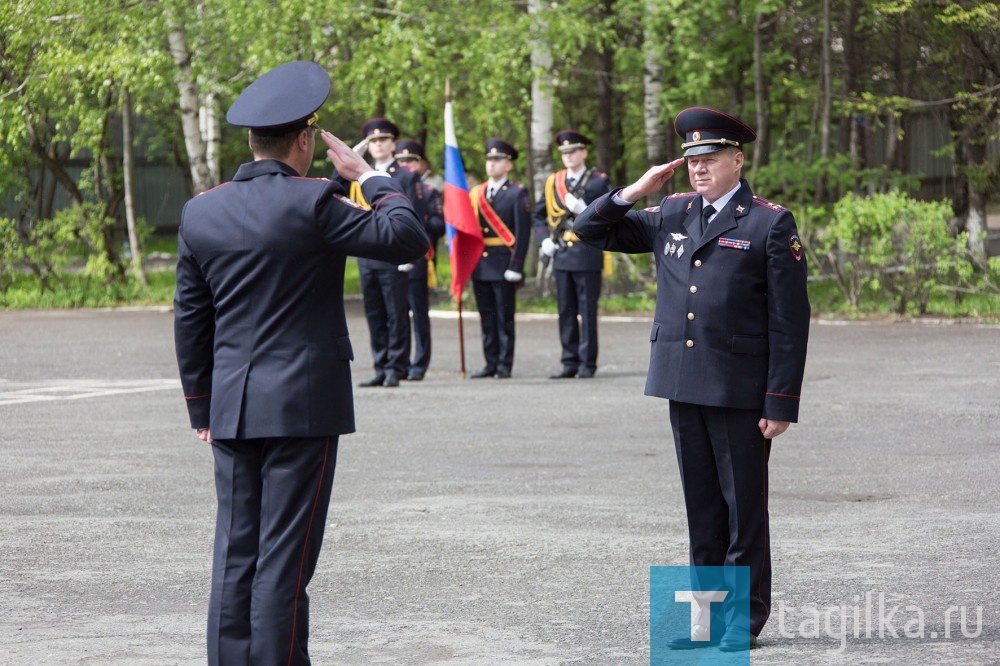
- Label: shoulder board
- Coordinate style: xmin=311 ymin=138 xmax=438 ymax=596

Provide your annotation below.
xmin=666 ymin=191 xmax=696 ymax=200
xmin=291 ymin=176 xmax=330 ymax=182
xmin=196 ymin=181 xmax=233 ymax=196
xmin=752 ymin=195 xmax=785 ymax=212
xmin=592 ymin=171 xmax=608 ymax=179
xmin=507 ymin=181 xmax=525 ymax=190
xmin=643 ymin=206 xmax=661 ymax=213
xmin=334 ymin=194 xmax=366 ymax=210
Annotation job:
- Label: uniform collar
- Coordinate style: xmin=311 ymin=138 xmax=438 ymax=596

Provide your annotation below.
xmin=234 ymin=159 xmax=300 ymax=181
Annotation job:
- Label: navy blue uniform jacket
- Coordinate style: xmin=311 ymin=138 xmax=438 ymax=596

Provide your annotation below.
xmin=473 ymin=182 xmax=532 ymax=281
xmin=174 ymin=159 xmax=429 ymax=439
xmin=573 ymin=179 xmax=810 ymax=421
xmin=532 ymin=169 xmax=611 ymax=272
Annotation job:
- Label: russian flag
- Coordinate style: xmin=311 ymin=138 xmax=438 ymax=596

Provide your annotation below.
xmin=443 ymin=100 xmax=484 ymax=303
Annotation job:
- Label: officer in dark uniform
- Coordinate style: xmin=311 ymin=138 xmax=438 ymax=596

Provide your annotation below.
xmin=469 ymin=138 xmax=531 ymax=378
xmin=173 ymin=61 xmax=428 ymax=666
xmin=574 ymin=107 xmax=810 ymax=651
xmin=333 ymin=118 xmax=425 ymax=387
xmin=533 ymin=129 xmax=611 ymax=379
xmin=395 ymin=139 xmax=446 ymax=381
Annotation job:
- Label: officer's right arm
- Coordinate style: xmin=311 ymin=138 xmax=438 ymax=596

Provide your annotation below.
xmin=316 ymin=177 xmax=429 ymax=264
xmin=572 ymin=189 xmax=658 ymax=254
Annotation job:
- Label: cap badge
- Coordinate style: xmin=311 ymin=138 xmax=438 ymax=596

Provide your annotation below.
xmin=692 ymin=131 xmax=701 ymax=142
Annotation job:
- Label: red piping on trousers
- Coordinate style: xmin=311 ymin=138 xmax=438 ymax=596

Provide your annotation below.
xmin=286 ymin=437 xmax=330 ymax=665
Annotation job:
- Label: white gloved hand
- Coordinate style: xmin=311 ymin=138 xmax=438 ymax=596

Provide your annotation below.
xmin=351 ymin=137 xmax=370 ymax=156
xmin=540 ymin=237 xmax=557 ymax=257
xmin=564 ymin=192 xmax=587 ymax=215
xmin=398 ymin=263 xmax=415 ymax=272
xmin=503 ymin=269 xmax=523 ymax=282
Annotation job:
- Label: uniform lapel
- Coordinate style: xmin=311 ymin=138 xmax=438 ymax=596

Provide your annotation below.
xmin=683 ymin=199 xmax=702 ymax=244
xmin=691 ymin=181 xmax=752 ymax=254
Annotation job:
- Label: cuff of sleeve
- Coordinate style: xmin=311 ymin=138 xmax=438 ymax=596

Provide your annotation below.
xmin=358 ymin=170 xmax=390 ymax=185
xmin=763 ymin=393 xmax=800 ymax=423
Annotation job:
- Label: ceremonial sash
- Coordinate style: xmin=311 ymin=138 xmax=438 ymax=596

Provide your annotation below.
xmin=471 ymin=183 xmax=515 ymax=247
xmin=545 ymin=168 xmax=593 ymax=228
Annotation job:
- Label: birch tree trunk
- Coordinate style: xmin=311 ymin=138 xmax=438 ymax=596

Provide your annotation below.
xmin=200 ymin=91 xmax=222 ymax=185
xmin=527 ymin=0 xmax=553 ymax=200
xmin=121 ymin=88 xmax=148 ymax=287
xmin=642 ymin=1 xmax=669 ymax=172
xmin=167 ymin=21 xmax=214 ymax=195
xmin=752 ymin=9 xmax=771 ymax=170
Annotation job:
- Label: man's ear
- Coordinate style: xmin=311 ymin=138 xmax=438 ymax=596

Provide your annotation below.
xmin=734 ymin=149 xmax=745 ymax=169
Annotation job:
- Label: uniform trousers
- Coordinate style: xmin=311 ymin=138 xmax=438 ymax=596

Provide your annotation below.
xmin=472 ymin=279 xmax=517 ymax=372
xmin=668 ymin=401 xmax=772 ymax=636
xmin=360 ymin=265 xmax=410 ymax=378
xmin=554 ymin=269 xmax=601 ymax=372
xmin=406 ymin=258 xmax=432 ymax=376
xmin=209 ymin=436 xmax=339 ymax=666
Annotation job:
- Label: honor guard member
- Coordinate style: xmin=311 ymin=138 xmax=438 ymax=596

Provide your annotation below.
xmin=469 ymin=138 xmax=532 ymax=378
xmin=396 ymin=137 xmax=444 ymax=192
xmin=333 ymin=117 xmax=426 ymax=387
xmin=395 ymin=139 xmax=446 ymax=380
xmin=533 ymin=129 xmax=611 ymax=379
xmin=574 ymin=107 xmax=810 ymax=651
xmin=173 ymin=61 xmax=428 ymax=665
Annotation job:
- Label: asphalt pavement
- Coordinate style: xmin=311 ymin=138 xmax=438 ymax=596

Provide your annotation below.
xmin=0 ymin=303 xmax=998 ymax=665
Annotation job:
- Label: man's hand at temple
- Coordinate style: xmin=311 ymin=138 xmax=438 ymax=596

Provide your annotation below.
xmin=618 ymin=157 xmax=685 ymax=204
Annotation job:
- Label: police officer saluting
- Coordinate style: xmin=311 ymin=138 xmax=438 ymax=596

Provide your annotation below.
xmin=574 ymin=107 xmax=810 ymax=651
xmin=533 ymin=129 xmax=611 ymax=379
xmin=469 ymin=138 xmax=532 ymax=378
xmin=174 ymin=62 xmax=428 ymax=664
xmin=335 ymin=118 xmax=426 ymax=387
xmin=395 ymin=139 xmax=446 ymax=380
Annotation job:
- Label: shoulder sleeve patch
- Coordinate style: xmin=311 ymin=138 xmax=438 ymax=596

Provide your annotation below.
xmin=789 ymin=233 xmax=804 ymax=261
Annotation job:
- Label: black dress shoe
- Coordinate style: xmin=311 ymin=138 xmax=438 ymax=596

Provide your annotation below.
xmin=359 ymin=374 xmax=386 ymax=387
xmin=718 ymin=626 xmax=757 ymax=651
xmin=383 ymin=373 xmax=401 ymax=387
xmin=548 ymin=367 xmax=577 ymax=379
xmin=495 ymin=368 xmax=511 ymax=379
xmin=406 ymin=371 xmax=425 ymax=381
xmin=470 ymin=368 xmax=496 ymax=378
xmin=577 ymin=367 xmax=596 ymax=379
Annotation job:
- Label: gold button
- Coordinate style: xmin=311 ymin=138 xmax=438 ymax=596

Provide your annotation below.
xmin=694 ymin=259 xmax=702 ymax=267
xmin=687 ymin=312 xmax=695 ymax=320
xmin=567 ymin=241 xmax=574 ymax=247
xmin=689 ymin=285 xmax=698 ymax=294
xmin=686 ymin=339 xmax=694 ymax=348
xmin=482 ymin=252 xmax=488 ymax=257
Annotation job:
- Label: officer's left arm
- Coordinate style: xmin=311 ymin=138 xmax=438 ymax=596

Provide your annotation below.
xmin=173 ymin=226 xmax=215 ymax=431
xmin=507 ymin=186 xmax=533 ymax=275
xmin=763 ymin=210 xmax=811 ymax=424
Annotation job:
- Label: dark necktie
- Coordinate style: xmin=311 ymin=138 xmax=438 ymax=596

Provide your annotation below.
xmin=701 ymin=204 xmax=716 ymax=234
xmin=566 ymin=176 xmax=575 ymax=190
xmin=487 ymin=187 xmax=495 ymax=202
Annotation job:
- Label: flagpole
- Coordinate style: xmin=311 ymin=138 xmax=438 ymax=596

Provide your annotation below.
xmin=457 ymin=295 xmax=467 ymax=378
xmin=446 ymin=78 xmax=468 ymax=379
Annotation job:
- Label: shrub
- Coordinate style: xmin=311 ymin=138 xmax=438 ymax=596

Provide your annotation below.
xmin=818 ymin=191 xmax=976 ymax=314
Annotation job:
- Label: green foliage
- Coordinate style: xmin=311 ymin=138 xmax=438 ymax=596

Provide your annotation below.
xmin=818 ymin=191 xmax=977 ymax=315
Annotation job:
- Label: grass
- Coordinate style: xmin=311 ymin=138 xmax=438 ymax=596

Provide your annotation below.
xmin=3 ymin=238 xmax=997 ymax=323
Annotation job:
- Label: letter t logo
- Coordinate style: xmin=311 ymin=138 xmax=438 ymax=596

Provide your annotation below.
xmin=674 ymin=590 xmax=729 ymax=640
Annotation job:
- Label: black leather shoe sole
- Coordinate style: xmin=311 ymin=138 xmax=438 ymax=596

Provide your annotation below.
xmin=359 ymin=375 xmax=386 ymax=387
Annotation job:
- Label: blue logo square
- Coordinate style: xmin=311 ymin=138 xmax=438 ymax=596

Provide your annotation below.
xmin=650 ymin=566 xmax=751 ymax=665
